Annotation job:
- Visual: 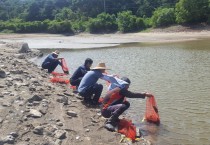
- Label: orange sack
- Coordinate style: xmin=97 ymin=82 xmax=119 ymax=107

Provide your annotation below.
xmin=145 ymin=95 xmax=160 ymax=124
xmin=50 ymin=77 xmax=69 ymax=84
xmin=118 ymin=119 xmax=136 ymax=141
xmin=61 ymin=58 xmax=69 ymax=74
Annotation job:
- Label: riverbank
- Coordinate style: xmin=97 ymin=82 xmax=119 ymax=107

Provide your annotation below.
xmin=1 ymin=29 xmax=210 ymax=49
xmin=0 ymin=42 xmax=153 ymax=145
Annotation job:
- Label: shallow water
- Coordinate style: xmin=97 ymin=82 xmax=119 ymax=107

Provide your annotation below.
xmin=36 ymin=39 xmax=210 ymax=145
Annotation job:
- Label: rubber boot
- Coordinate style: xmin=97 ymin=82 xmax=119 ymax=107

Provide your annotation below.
xmin=104 ymin=115 xmax=118 ymax=132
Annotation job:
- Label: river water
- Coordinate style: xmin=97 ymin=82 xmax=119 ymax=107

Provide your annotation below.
xmin=36 ymin=39 xmax=210 ymax=145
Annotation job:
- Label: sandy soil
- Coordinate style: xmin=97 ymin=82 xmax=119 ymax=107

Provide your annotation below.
xmin=0 ymin=30 xmax=210 ymax=49
xmin=0 ymin=42 xmax=152 ymax=145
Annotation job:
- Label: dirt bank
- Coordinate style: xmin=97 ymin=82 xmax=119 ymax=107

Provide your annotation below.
xmin=1 ymin=29 xmax=210 ymax=49
xmin=0 ymin=42 xmax=152 ymax=145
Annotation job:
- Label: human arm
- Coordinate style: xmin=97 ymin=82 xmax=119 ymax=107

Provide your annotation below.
xmin=119 ymin=88 xmax=152 ymax=99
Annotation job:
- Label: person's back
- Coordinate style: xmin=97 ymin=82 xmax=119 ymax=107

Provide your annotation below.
xmin=70 ymin=58 xmax=93 ymax=87
xmin=78 ymin=70 xmax=102 ymax=93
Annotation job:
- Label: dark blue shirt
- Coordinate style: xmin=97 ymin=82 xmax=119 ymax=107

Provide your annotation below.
xmin=71 ymin=65 xmax=90 ymax=82
xmin=42 ymin=54 xmax=61 ymax=65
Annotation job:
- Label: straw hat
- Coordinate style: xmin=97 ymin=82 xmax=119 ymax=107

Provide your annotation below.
xmin=91 ymin=63 xmax=110 ymax=70
xmin=52 ymin=50 xmax=60 ymax=55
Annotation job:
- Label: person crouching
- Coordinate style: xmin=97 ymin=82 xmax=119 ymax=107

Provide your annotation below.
xmin=41 ymin=50 xmax=63 ymax=73
xmin=101 ymin=77 xmax=153 ymax=132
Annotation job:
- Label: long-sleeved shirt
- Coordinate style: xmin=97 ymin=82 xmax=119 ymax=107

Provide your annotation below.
xmin=78 ymin=70 xmax=115 ymax=93
xmin=42 ymin=54 xmax=61 ymax=66
xmin=70 ymin=65 xmax=90 ymax=86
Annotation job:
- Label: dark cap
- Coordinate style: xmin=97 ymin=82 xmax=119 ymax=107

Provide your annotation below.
xmin=121 ymin=77 xmax=131 ymax=84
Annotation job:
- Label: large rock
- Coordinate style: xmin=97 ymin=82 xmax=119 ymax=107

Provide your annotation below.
xmin=19 ymin=43 xmax=30 ymax=53
xmin=28 ymin=109 xmax=42 ymax=118
xmin=0 ymin=70 xmax=6 ymax=78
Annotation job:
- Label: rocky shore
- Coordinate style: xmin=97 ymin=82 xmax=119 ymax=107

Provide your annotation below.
xmin=0 ymin=42 xmax=151 ymax=145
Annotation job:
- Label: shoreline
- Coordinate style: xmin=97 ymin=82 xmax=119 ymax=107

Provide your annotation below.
xmin=1 ymin=31 xmax=210 ymax=49
xmin=0 ymin=42 xmax=151 ymax=145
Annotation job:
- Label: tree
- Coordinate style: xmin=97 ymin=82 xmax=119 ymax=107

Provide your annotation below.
xmin=55 ymin=8 xmax=77 ymax=21
xmin=151 ymin=8 xmax=175 ymax=27
xmin=117 ymin=11 xmax=145 ymax=33
xmin=175 ymin=0 xmax=209 ymax=23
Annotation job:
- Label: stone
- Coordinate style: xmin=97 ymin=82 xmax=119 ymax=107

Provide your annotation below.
xmin=33 ymin=126 xmax=44 ymax=135
xmin=56 ymin=96 xmax=68 ymax=105
xmin=14 ymin=54 xmax=25 ymax=59
xmin=4 ymin=135 xmax=15 ymax=144
xmin=76 ymin=136 xmax=80 ymax=140
xmin=2 ymin=102 xmax=11 ymax=107
xmin=9 ymin=132 xmax=19 ymax=138
xmin=10 ymin=70 xmax=23 ymax=74
xmin=33 ymin=101 xmax=40 ymax=106
xmin=55 ymin=139 xmax=62 ymax=145
xmin=0 ymin=85 xmax=5 ymax=88
xmin=63 ymin=92 xmax=72 ymax=96
xmin=54 ymin=130 xmax=66 ymax=139
xmin=28 ymin=109 xmax=42 ymax=118
xmin=85 ymin=129 xmax=90 ymax=132
xmin=39 ymin=106 xmax=48 ymax=115
xmin=0 ymin=117 xmax=3 ymax=123
xmin=67 ymin=111 xmax=77 ymax=117
xmin=56 ymin=122 xmax=63 ymax=127
xmin=28 ymin=95 xmax=43 ymax=102
xmin=19 ymin=43 xmax=30 ymax=53
xmin=0 ymin=70 xmax=6 ymax=78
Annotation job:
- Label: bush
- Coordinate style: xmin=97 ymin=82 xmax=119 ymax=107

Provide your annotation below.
xmin=47 ymin=20 xmax=74 ymax=34
xmin=175 ymin=0 xmax=209 ymax=23
xmin=151 ymin=8 xmax=175 ymax=27
xmin=117 ymin=11 xmax=145 ymax=33
xmin=72 ymin=20 xmax=87 ymax=33
xmin=87 ymin=13 xmax=117 ymax=33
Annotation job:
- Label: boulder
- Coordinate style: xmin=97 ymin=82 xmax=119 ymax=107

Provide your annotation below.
xmin=19 ymin=43 xmax=30 ymax=53
xmin=0 ymin=70 xmax=6 ymax=78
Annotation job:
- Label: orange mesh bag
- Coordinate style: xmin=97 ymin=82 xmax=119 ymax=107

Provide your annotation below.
xmin=118 ymin=119 xmax=136 ymax=141
xmin=51 ymin=71 xmax=67 ymax=76
xmin=61 ymin=58 xmax=69 ymax=74
xmin=50 ymin=77 xmax=70 ymax=84
xmin=145 ymin=95 xmax=160 ymax=124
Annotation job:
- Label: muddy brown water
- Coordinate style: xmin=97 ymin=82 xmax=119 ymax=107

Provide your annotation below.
xmin=36 ymin=39 xmax=210 ymax=145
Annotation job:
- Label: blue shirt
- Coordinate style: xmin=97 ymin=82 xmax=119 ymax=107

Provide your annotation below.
xmin=42 ymin=54 xmax=61 ymax=65
xmin=78 ymin=70 xmax=103 ymax=93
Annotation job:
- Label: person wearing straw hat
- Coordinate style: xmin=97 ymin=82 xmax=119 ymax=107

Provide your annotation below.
xmin=42 ymin=50 xmax=63 ymax=73
xmin=78 ymin=62 xmax=114 ymax=106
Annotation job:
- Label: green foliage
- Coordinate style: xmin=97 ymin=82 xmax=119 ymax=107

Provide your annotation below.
xmin=47 ymin=20 xmax=74 ymax=34
xmin=175 ymin=0 xmax=209 ymax=23
xmin=55 ymin=8 xmax=77 ymax=21
xmin=87 ymin=13 xmax=117 ymax=33
xmin=0 ymin=0 xmax=210 ymax=34
xmin=152 ymin=8 xmax=175 ymax=27
xmin=117 ymin=11 xmax=145 ymax=33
